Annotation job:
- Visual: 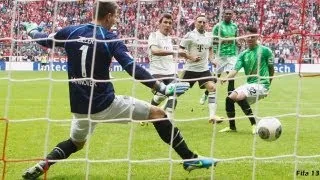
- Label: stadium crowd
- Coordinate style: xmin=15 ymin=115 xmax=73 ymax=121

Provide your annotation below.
xmin=0 ymin=0 xmax=319 ymax=63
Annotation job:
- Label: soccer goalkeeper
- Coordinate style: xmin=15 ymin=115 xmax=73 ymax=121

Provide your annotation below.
xmin=21 ymin=2 xmax=218 ymax=179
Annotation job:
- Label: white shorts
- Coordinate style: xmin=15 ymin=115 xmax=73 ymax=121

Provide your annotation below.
xmin=70 ymin=95 xmax=151 ymax=142
xmin=215 ymin=56 xmax=237 ymax=74
xmin=234 ymin=83 xmax=269 ymax=104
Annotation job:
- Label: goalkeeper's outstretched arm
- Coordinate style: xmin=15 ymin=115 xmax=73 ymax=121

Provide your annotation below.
xmin=23 ymin=23 xmax=189 ymax=96
xmin=29 ymin=31 xmax=55 ymax=48
xmin=23 ymin=22 xmax=65 ymax=48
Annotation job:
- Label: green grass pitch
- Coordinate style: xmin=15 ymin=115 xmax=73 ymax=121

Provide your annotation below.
xmin=0 ymin=71 xmax=319 ymax=179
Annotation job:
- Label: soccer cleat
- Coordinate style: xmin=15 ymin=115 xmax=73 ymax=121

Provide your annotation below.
xmin=218 ymin=127 xmax=237 ymax=133
xmin=252 ymin=124 xmax=257 ymax=135
xmin=209 ymin=115 xmax=224 ymax=124
xmin=22 ymin=161 xmax=46 ymax=180
xmin=199 ymin=94 xmax=208 ymax=105
xmin=183 ymin=156 xmax=218 ymax=172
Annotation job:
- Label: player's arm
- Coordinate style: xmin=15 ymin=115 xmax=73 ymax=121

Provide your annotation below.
xmin=212 ymin=25 xmax=220 ymax=45
xmin=150 ymin=45 xmax=175 ymax=56
xmin=208 ymin=46 xmax=215 ymax=64
xmin=178 ymin=33 xmax=199 ymax=61
xmin=268 ymin=64 xmax=275 ymax=84
xmin=225 ymin=70 xmax=238 ymax=80
xmin=212 ymin=25 xmax=232 ymax=44
xmin=148 ymin=33 xmax=185 ymax=57
xmin=150 ymin=45 xmax=187 ymax=57
xmin=111 ymin=41 xmax=189 ymax=95
xmin=235 ymin=27 xmax=242 ymax=48
xmin=267 ymin=48 xmax=275 ymax=84
xmin=23 ymin=22 xmax=66 ymax=48
xmin=178 ymin=36 xmax=201 ymax=62
xmin=221 ymin=69 xmax=238 ymax=84
xmin=221 ymin=53 xmax=243 ymax=84
xmin=178 ymin=46 xmax=200 ymax=62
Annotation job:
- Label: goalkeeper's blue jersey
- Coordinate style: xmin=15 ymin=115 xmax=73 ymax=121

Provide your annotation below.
xmin=41 ymin=23 xmax=152 ymax=114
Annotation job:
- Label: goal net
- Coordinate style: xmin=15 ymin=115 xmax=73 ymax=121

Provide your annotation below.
xmin=0 ymin=0 xmax=320 ymax=179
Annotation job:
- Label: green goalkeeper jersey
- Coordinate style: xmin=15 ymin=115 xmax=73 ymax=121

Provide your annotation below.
xmin=235 ymin=45 xmax=274 ymax=89
xmin=212 ymin=21 xmax=238 ymax=57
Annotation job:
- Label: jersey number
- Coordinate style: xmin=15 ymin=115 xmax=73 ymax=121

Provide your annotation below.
xmin=80 ymin=45 xmax=89 ymax=77
xmin=248 ymin=87 xmax=257 ymax=95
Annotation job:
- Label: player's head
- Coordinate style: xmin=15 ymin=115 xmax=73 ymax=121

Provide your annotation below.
xmin=245 ymin=26 xmax=259 ymax=49
xmin=194 ymin=14 xmax=207 ymax=34
xmin=159 ymin=13 xmax=173 ymax=36
xmin=93 ymin=1 xmax=119 ymax=30
xmin=223 ymin=9 xmax=233 ymax=23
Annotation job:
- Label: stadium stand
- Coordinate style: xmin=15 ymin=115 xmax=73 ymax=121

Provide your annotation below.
xmin=0 ymin=0 xmax=319 ymax=63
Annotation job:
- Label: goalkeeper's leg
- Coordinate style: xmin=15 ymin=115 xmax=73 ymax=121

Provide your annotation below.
xmin=142 ymin=92 xmax=166 ymax=126
xmin=149 ymin=106 xmax=194 ymax=159
xmin=150 ymin=106 xmax=218 ymax=171
xmin=22 ymin=138 xmax=83 ymax=179
xmin=150 ymin=74 xmax=175 ymax=106
xmin=22 ymin=138 xmax=85 ymax=179
xmin=163 ymin=96 xmax=177 ymax=120
xmin=151 ymin=92 xmax=167 ymax=106
xmin=148 ymin=75 xmax=176 ymax=126
xmin=22 ymin=117 xmax=92 ymax=180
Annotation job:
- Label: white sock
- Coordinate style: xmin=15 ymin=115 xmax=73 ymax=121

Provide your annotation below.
xmin=164 ymin=96 xmax=175 ymax=120
xmin=208 ymin=91 xmax=217 ymax=119
xmin=165 ymin=107 xmax=174 ymax=120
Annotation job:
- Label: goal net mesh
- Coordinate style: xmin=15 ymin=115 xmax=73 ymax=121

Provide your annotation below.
xmin=0 ymin=0 xmax=319 ymax=179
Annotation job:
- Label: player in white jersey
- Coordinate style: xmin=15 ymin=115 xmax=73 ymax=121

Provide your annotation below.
xmin=179 ymin=14 xmax=223 ymax=123
xmin=148 ymin=14 xmax=176 ymax=76
xmin=142 ymin=13 xmax=186 ymax=124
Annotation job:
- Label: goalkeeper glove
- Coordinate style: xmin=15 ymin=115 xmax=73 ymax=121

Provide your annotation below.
xmin=156 ymin=82 xmax=190 ymax=96
xmin=22 ymin=22 xmax=41 ymax=36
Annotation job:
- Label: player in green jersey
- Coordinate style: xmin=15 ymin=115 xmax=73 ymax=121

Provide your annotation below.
xmin=219 ymin=26 xmax=275 ymax=134
xmin=200 ymin=9 xmax=238 ymax=115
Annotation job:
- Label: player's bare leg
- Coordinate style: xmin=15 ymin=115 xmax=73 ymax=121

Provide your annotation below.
xmin=141 ymin=92 xmax=167 ymax=126
xmin=200 ymin=74 xmax=220 ymax=105
xmin=199 ymin=90 xmax=209 ymax=105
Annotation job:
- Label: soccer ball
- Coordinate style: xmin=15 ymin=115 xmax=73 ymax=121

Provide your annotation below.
xmin=257 ymin=117 xmax=282 ymax=141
